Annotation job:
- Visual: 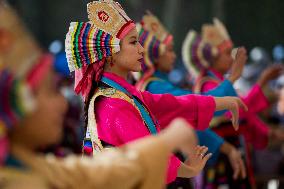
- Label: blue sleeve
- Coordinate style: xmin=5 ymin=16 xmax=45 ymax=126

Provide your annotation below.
xmin=147 ymin=80 xmax=193 ymax=95
xmin=148 ymin=79 xmax=236 ymax=97
xmin=197 ymin=129 xmax=224 ymax=165
xmin=202 ymin=80 xmax=238 ymax=116
xmin=202 ymin=79 xmax=237 ymax=97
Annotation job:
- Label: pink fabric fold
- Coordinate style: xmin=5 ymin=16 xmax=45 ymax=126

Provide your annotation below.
xmin=242 ymin=84 xmax=269 ymax=114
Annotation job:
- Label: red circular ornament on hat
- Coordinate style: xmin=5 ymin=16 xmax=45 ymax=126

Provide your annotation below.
xmin=98 ymin=11 xmax=109 ymax=23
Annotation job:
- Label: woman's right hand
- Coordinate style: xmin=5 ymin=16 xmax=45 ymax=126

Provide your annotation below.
xmin=185 ymin=146 xmax=212 ymax=177
xmin=228 ymin=47 xmax=247 ymax=83
xmin=178 ymin=145 xmax=212 ymax=178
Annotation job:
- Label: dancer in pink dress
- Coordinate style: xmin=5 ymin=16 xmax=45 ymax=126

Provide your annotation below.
xmin=65 ymin=0 xmax=247 ymax=184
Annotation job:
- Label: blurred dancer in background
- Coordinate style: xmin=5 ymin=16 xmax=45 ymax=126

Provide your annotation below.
xmin=135 ymin=12 xmax=247 ymax=189
xmin=182 ymin=18 xmax=283 ymax=188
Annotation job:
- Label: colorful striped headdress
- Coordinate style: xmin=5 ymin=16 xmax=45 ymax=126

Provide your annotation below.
xmin=182 ymin=18 xmax=233 ymax=80
xmin=65 ymin=0 xmax=135 ymax=72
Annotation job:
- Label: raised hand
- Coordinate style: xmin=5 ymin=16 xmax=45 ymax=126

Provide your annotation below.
xmin=257 ymin=65 xmax=284 ymax=88
xmin=229 ymin=47 xmax=248 ymax=83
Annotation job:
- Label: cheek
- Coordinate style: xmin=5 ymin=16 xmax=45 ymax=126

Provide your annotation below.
xmin=218 ymin=55 xmax=231 ymax=67
xmin=117 ymin=46 xmax=135 ymax=63
xmin=163 ymin=54 xmax=174 ymax=67
xmin=38 ymin=95 xmax=66 ymax=126
xmin=122 ymin=47 xmax=141 ymax=67
xmin=22 ymin=110 xmax=61 ymax=145
xmin=35 ymin=108 xmax=63 ymax=143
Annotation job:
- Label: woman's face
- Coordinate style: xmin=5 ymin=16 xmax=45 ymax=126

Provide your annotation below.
xmin=213 ymin=48 xmax=233 ymax=74
xmin=14 ymin=70 xmax=68 ymax=148
xmin=113 ymin=28 xmax=144 ymax=72
xmin=112 ymin=28 xmax=145 ymax=73
xmin=155 ymin=41 xmax=176 ymax=73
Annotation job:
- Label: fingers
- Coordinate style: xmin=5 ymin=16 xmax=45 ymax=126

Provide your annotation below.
xmin=232 ymin=162 xmax=240 ymax=180
xmin=195 ymin=145 xmax=204 ymax=158
xmin=262 ymin=65 xmax=284 ymax=81
xmin=236 ymin=47 xmax=247 ymax=57
xmin=268 ymin=65 xmax=283 ymax=77
xmin=202 ymin=153 xmax=212 ymax=162
xmin=195 ymin=146 xmax=211 ymax=160
xmin=239 ymin=158 xmax=247 ymax=179
xmin=195 ymin=146 xmax=212 ymax=168
xmin=237 ymin=98 xmax=248 ymax=112
xmin=233 ymin=158 xmax=246 ymax=180
xmin=230 ymin=151 xmax=247 ymax=180
xmin=236 ymin=47 xmax=247 ymax=61
xmin=230 ymin=102 xmax=239 ymax=131
xmin=199 ymin=146 xmax=208 ymax=158
xmin=231 ymin=98 xmax=248 ymax=131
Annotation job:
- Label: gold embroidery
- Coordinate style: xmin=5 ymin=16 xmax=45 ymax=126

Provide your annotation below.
xmin=87 ymin=1 xmax=132 ymax=37
xmin=87 ymin=88 xmax=137 ymax=156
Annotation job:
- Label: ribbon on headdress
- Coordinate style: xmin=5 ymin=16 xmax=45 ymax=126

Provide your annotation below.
xmin=74 ymin=59 xmax=105 ymax=100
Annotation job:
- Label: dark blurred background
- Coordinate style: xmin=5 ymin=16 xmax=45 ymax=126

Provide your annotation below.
xmin=7 ymin=0 xmax=284 ymax=59
xmin=5 ymin=1 xmax=284 ymax=188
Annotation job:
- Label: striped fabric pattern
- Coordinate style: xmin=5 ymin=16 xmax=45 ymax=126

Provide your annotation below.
xmin=65 ymin=22 xmax=121 ymax=72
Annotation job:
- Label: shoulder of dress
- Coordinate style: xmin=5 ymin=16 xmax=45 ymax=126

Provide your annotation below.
xmin=138 ymin=77 xmax=162 ymax=91
xmin=194 ymin=76 xmax=220 ymax=93
xmin=93 ymin=88 xmax=135 ymax=108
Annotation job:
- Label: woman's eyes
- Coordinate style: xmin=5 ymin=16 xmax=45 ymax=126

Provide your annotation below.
xmin=130 ymin=40 xmax=138 ymax=45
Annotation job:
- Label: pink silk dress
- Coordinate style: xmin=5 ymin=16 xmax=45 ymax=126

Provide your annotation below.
xmin=200 ymin=68 xmax=270 ymax=149
xmin=95 ymin=72 xmax=216 ymax=183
